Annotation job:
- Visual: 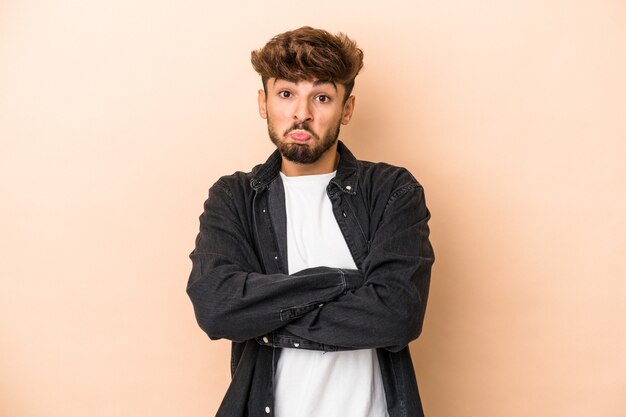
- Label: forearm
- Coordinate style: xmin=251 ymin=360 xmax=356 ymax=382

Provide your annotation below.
xmin=282 ymin=262 xmax=431 ymax=352
xmin=187 ymin=262 xmax=363 ymax=342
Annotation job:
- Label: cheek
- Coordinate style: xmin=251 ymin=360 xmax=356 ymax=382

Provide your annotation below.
xmin=320 ymin=111 xmax=343 ymax=130
xmin=267 ymin=109 xmax=291 ymax=127
xmin=267 ymin=99 xmax=292 ymax=117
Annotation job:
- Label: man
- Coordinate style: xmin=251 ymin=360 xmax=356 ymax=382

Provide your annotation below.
xmin=187 ymin=26 xmax=434 ymax=417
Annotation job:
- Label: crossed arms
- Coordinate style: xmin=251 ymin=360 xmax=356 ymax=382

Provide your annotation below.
xmin=186 ymin=175 xmax=434 ymax=352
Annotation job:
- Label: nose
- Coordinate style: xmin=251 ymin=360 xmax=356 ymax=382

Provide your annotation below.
xmin=293 ymin=98 xmax=313 ymax=122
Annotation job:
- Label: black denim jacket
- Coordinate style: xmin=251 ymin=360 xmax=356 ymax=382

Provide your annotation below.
xmin=187 ymin=141 xmax=435 ymax=417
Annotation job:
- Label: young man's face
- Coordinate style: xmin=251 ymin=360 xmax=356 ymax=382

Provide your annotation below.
xmin=258 ymin=78 xmax=355 ymax=167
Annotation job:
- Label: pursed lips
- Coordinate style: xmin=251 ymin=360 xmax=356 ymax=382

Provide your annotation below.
xmin=289 ymin=130 xmax=312 ymax=142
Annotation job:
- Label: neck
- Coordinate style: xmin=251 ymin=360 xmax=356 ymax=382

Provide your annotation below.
xmin=280 ymin=143 xmax=340 ymax=176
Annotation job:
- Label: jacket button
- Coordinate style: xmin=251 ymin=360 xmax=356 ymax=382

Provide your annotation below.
xmin=345 ymin=185 xmax=352 ymax=190
xmin=262 ymin=336 xmax=269 ymax=344
xmin=265 ymin=406 xmax=271 ymax=414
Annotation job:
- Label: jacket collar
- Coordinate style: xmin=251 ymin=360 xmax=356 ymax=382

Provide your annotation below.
xmin=250 ymin=140 xmax=359 ymax=195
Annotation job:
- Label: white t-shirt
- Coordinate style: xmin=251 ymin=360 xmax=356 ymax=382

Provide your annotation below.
xmin=275 ymin=171 xmax=389 ymax=417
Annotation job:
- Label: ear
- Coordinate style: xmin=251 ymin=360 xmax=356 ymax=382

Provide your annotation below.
xmin=257 ymin=89 xmax=267 ymax=119
xmin=341 ymin=95 xmax=356 ymax=125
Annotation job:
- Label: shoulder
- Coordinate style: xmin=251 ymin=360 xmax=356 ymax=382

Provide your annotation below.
xmin=200 ymin=169 xmax=258 ymax=223
xmin=356 ymin=159 xmax=423 ymax=197
xmin=354 ymin=160 xmax=429 ymax=223
xmin=208 ymin=168 xmax=257 ymax=199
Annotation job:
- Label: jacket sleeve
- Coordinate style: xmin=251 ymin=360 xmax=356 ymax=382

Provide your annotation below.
xmin=280 ymin=180 xmax=434 ymax=352
xmin=186 ymin=179 xmax=363 ymax=343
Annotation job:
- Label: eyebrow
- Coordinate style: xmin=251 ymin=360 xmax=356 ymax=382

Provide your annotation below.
xmin=312 ymin=80 xmax=338 ymax=92
xmin=274 ymin=78 xmax=338 ymax=92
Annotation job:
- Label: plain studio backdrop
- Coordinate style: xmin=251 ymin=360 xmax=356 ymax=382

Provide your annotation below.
xmin=1 ymin=1 xmax=625 ymax=416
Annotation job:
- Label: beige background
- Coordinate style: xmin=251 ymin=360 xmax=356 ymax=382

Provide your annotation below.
xmin=1 ymin=1 xmax=625 ymax=416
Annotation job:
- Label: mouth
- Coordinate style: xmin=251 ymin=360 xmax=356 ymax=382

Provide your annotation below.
xmin=288 ymin=130 xmax=312 ymax=142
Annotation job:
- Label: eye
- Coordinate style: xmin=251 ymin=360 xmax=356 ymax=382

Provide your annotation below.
xmin=316 ymin=94 xmax=331 ymax=103
xmin=278 ymin=90 xmax=292 ymax=98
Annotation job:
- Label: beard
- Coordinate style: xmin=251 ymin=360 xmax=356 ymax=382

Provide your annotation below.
xmin=268 ymin=118 xmax=342 ymax=164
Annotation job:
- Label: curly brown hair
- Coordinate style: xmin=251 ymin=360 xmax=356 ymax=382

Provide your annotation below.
xmin=251 ymin=26 xmax=364 ymax=102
